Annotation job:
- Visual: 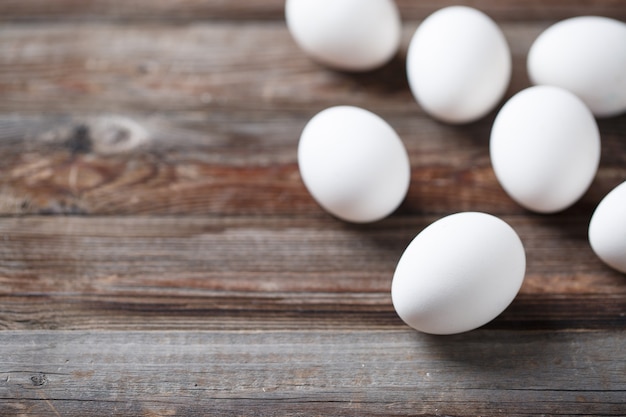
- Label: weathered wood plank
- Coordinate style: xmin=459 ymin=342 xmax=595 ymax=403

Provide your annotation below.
xmin=0 ymin=111 xmax=624 ymax=216
xmin=0 ymin=330 xmax=624 ymax=416
xmin=0 ymin=216 xmax=624 ymax=331
xmin=1 ymin=293 xmax=624 ymax=332
xmin=1 ymin=0 xmax=625 ymax=22
xmin=0 ymin=22 xmax=561 ymax=114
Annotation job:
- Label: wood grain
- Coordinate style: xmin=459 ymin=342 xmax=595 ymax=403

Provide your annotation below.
xmin=1 ymin=1 xmax=625 ymax=416
xmin=1 ymin=330 xmax=625 ymax=416
xmin=0 ymin=112 xmax=624 ymax=216
xmin=1 ymin=0 xmax=625 ymax=21
xmin=0 ymin=21 xmax=612 ymax=115
xmin=0 ymin=216 xmax=624 ymax=331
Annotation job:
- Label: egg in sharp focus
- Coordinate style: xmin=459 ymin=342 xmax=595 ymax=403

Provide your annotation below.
xmin=285 ymin=0 xmax=401 ymax=72
xmin=490 ymin=85 xmax=601 ymax=213
xmin=589 ymin=181 xmax=626 ymax=274
xmin=406 ymin=6 xmax=512 ymax=124
xmin=528 ymin=16 xmax=626 ymax=118
xmin=297 ymin=106 xmax=410 ymax=223
xmin=391 ymin=212 xmax=526 ymax=335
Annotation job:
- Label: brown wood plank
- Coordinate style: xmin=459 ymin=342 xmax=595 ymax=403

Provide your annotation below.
xmin=0 ymin=22 xmax=570 ymax=114
xmin=1 ymin=330 xmax=625 ymax=416
xmin=0 ymin=216 xmax=624 ymax=331
xmin=1 ymin=0 xmax=625 ymax=22
xmin=1 ymin=293 xmax=624 ymax=331
xmin=0 ymin=112 xmax=624 ymax=216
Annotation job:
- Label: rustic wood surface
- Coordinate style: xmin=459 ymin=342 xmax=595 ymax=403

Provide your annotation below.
xmin=0 ymin=1 xmax=625 ymax=416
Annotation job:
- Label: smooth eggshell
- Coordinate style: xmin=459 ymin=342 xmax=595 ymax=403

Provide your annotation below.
xmin=297 ymin=106 xmax=410 ymax=223
xmin=589 ymin=181 xmax=626 ymax=273
xmin=528 ymin=16 xmax=626 ymax=118
xmin=406 ymin=6 xmax=511 ymax=124
xmin=490 ymin=86 xmax=601 ymax=213
xmin=391 ymin=212 xmax=526 ymax=335
xmin=285 ymin=0 xmax=401 ymax=71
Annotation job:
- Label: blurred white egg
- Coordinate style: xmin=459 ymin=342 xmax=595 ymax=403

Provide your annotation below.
xmin=589 ymin=181 xmax=626 ymax=273
xmin=528 ymin=16 xmax=626 ymax=118
xmin=285 ymin=0 xmax=401 ymax=71
xmin=406 ymin=6 xmax=511 ymax=124
xmin=391 ymin=212 xmax=526 ymax=335
xmin=297 ymin=106 xmax=410 ymax=223
xmin=490 ymin=86 xmax=601 ymax=213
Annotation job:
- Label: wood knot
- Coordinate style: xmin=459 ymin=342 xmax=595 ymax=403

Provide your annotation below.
xmin=39 ymin=115 xmax=150 ymax=155
xmin=86 ymin=116 xmax=149 ymax=155
xmin=30 ymin=373 xmax=48 ymax=386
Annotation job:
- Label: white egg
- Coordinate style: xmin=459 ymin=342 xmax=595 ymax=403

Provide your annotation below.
xmin=490 ymin=86 xmax=601 ymax=213
xmin=391 ymin=212 xmax=526 ymax=335
xmin=406 ymin=6 xmax=511 ymax=124
xmin=589 ymin=181 xmax=626 ymax=273
xmin=528 ymin=16 xmax=626 ymax=118
xmin=298 ymin=106 xmax=410 ymax=223
xmin=285 ymin=0 xmax=401 ymax=72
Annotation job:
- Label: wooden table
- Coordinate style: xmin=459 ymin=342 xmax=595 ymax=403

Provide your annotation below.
xmin=1 ymin=1 xmax=625 ymax=415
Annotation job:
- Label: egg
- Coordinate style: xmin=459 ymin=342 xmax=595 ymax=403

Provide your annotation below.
xmin=490 ymin=86 xmax=601 ymax=213
xmin=528 ymin=16 xmax=626 ymax=118
xmin=589 ymin=181 xmax=626 ymax=273
xmin=391 ymin=212 xmax=526 ymax=335
xmin=406 ymin=6 xmax=511 ymax=124
xmin=285 ymin=0 xmax=401 ymax=72
xmin=297 ymin=106 xmax=410 ymax=223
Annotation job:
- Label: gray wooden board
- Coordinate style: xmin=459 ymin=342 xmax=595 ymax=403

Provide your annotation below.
xmin=1 ymin=330 xmax=625 ymax=416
